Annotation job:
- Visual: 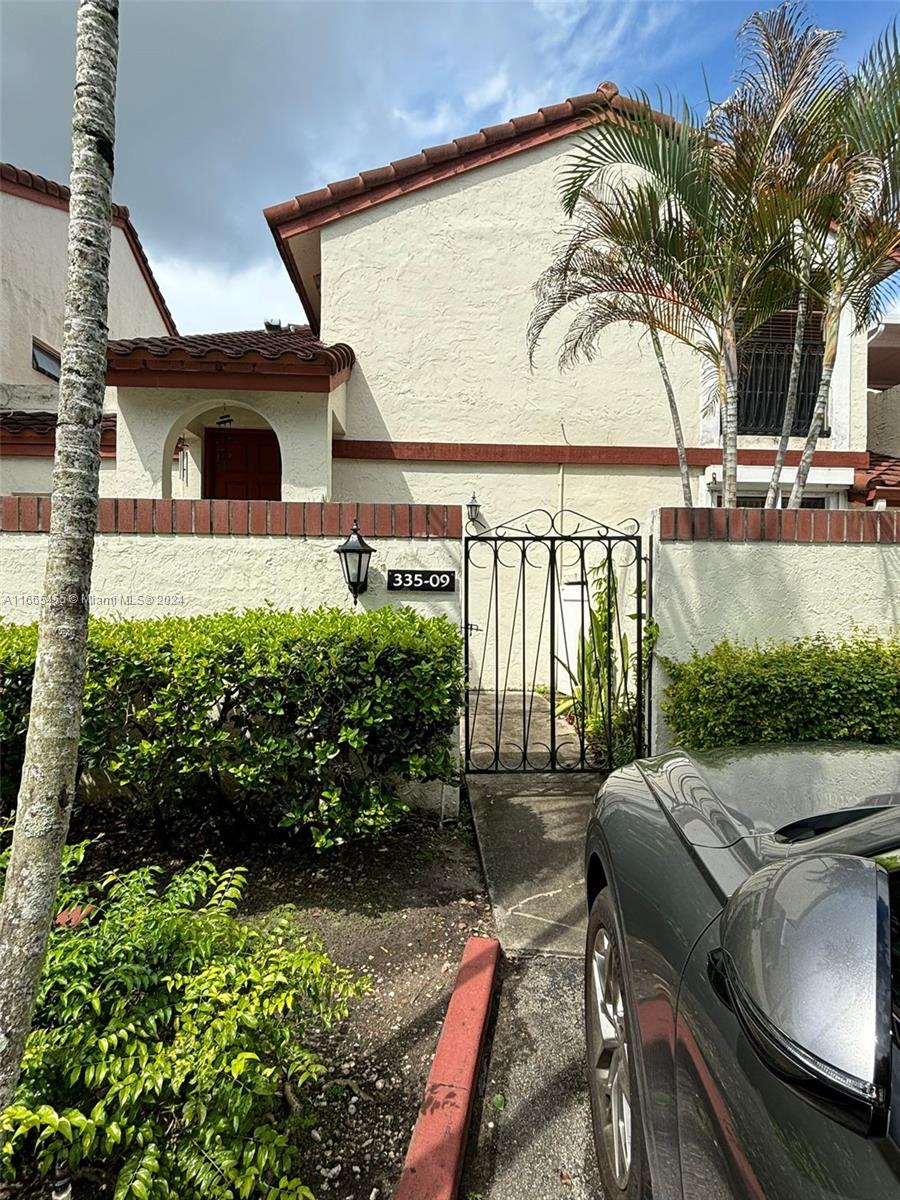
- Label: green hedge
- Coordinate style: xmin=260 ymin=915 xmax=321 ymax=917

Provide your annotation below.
xmin=0 ymin=607 xmax=463 ymax=848
xmin=662 ymin=632 xmax=900 ymax=751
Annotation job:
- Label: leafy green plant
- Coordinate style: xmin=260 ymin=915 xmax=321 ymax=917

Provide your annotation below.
xmin=0 ymin=607 xmax=463 ymax=849
xmin=0 ymin=839 xmax=364 ymax=1198
xmin=662 ymin=632 xmax=900 ymax=751
xmin=555 ymin=571 xmax=657 ymax=769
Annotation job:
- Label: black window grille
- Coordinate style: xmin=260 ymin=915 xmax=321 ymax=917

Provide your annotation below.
xmin=738 ymin=309 xmax=824 ymax=436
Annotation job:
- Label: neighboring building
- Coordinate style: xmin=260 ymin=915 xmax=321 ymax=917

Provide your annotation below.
xmin=0 ymin=162 xmax=175 ymax=495
xmin=1 ymin=82 xmax=898 ymax=520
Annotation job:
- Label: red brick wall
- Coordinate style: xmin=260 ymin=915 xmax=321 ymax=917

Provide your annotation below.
xmin=0 ymin=497 xmax=463 ymax=539
xmin=658 ymin=507 xmax=899 ymax=544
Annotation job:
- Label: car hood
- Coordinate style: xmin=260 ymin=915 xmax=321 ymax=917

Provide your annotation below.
xmin=636 ymin=743 xmax=900 ymax=849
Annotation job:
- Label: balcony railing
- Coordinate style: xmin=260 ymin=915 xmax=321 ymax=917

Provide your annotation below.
xmin=738 ymin=340 xmax=824 ymax=436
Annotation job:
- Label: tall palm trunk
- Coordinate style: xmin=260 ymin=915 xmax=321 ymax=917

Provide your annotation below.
xmin=649 ymin=325 xmax=692 ymax=506
xmin=787 ymin=294 xmax=841 ymax=509
xmin=765 ymin=289 xmax=808 ymax=509
xmin=721 ymin=317 xmax=740 ymax=508
xmin=0 ymin=0 xmax=119 ymax=1107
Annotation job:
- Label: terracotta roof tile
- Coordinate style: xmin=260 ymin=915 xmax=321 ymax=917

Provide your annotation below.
xmin=868 ymin=452 xmax=900 ymax=489
xmin=0 ymin=162 xmax=177 ymax=336
xmin=0 ymin=410 xmax=117 ymax=436
xmin=107 ymin=325 xmax=354 ymax=374
xmin=263 ymin=81 xmax=637 ymax=237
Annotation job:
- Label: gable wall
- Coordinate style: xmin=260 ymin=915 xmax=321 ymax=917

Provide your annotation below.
xmin=318 ymin=134 xmax=868 ymax=462
xmin=0 ymin=190 xmax=170 ymax=391
xmin=320 ymin=138 xmax=704 ymax=449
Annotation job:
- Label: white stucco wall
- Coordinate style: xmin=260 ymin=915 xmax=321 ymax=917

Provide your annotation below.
xmin=319 ymin=135 xmax=869 ymax=456
xmin=0 ymin=190 xmax=170 ymax=390
xmin=0 ymin=456 xmax=118 ymax=496
xmin=650 ymin=515 xmax=900 ymax=750
xmin=0 ymin=532 xmax=462 ymax=625
xmin=868 ymin=384 xmax=900 ymax=456
xmin=320 ymin=139 xmax=704 ymax=449
xmin=332 ymin=458 xmax=696 ymax=530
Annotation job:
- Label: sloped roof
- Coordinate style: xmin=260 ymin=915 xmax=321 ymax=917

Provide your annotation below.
xmin=264 ymin=80 xmax=641 ymax=238
xmin=107 ymin=325 xmax=353 ymax=372
xmin=106 ymin=325 xmax=354 ymax=392
xmin=1 ymin=162 xmax=177 ymax=336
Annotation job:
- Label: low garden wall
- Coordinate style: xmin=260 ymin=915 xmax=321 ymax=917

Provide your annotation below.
xmin=650 ymin=507 xmax=900 ymax=751
xmin=0 ymin=497 xmax=463 ymax=624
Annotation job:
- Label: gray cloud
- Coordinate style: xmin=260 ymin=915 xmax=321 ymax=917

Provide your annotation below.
xmin=2 ymin=0 xmax=892 ymax=331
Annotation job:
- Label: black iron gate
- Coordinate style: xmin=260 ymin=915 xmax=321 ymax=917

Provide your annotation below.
xmin=463 ymin=509 xmax=649 ymax=773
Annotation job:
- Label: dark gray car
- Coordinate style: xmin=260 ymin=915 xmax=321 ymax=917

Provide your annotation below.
xmin=583 ymin=742 xmax=900 ymax=1200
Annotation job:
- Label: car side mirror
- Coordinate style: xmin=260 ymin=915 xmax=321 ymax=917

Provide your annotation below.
xmin=717 ymin=854 xmax=892 ymax=1136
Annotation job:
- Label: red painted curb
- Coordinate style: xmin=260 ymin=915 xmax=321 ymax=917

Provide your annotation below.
xmin=394 ymin=935 xmax=501 ymax=1200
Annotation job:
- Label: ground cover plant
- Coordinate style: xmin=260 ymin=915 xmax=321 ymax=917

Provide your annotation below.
xmin=662 ymin=632 xmax=900 ymax=750
xmin=0 ymin=607 xmax=463 ymax=849
xmin=0 ymin=837 xmax=365 ymax=1199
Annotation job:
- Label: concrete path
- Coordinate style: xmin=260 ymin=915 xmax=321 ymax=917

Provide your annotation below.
xmin=461 ymin=955 xmax=603 ymax=1200
xmin=468 ymin=774 xmax=599 ymax=957
xmin=465 ymin=771 xmax=605 ymax=1198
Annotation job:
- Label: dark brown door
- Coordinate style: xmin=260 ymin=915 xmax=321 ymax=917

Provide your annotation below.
xmin=203 ymin=428 xmax=282 ymax=500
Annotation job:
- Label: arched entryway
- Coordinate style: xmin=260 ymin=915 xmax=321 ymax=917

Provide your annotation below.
xmin=164 ymin=401 xmax=282 ymax=500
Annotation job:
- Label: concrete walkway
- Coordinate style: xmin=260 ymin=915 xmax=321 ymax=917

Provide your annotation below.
xmin=464 ymin=771 xmax=605 ymax=1198
xmin=468 ymin=774 xmax=599 ymax=957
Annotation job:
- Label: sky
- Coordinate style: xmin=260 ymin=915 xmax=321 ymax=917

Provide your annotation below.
xmin=1 ymin=0 xmax=896 ymax=333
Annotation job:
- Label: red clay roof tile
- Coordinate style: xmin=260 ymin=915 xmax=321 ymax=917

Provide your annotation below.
xmin=107 ymin=325 xmax=354 ymax=374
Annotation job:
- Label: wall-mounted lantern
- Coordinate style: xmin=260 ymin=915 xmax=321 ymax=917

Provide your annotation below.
xmin=335 ymin=519 xmax=375 ymax=604
xmin=466 ymin=493 xmax=482 ymax=526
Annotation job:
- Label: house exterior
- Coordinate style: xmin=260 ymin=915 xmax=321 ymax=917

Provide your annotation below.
xmin=1 ymin=82 xmax=898 ymax=521
xmin=0 ymin=163 xmax=176 ymax=495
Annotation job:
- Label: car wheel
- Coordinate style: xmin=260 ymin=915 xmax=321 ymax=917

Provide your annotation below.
xmin=585 ymin=888 xmax=652 ymax=1198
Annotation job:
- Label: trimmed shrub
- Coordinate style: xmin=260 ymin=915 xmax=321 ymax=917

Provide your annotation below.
xmin=0 ymin=607 xmax=463 ymax=848
xmin=0 ymin=841 xmax=364 ymax=1198
xmin=662 ymin=632 xmax=900 ymax=751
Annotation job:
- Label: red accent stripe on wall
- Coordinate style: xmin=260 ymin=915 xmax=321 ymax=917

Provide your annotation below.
xmin=332 ymin=439 xmax=868 ymax=469
xmin=0 ymin=497 xmax=462 ymax=539
xmin=658 ymin=507 xmax=899 ymax=543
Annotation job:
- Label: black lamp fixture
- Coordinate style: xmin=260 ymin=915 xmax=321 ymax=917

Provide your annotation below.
xmin=466 ymin=493 xmax=481 ymax=526
xmin=216 ymin=403 xmax=234 ymax=428
xmin=335 ymin=519 xmax=375 ymax=604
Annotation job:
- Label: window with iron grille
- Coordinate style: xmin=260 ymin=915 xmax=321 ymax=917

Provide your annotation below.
xmin=738 ymin=308 xmax=824 ymax=436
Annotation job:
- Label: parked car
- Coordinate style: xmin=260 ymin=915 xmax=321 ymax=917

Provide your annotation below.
xmin=583 ymin=742 xmax=900 ymax=1200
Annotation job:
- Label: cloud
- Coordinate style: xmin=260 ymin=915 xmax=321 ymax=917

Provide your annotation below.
xmin=391 ymin=100 xmax=463 ymax=143
xmin=464 ymin=67 xmax=510 ymax=112
xmin=151 ymin=254 xmax=304 ymax=335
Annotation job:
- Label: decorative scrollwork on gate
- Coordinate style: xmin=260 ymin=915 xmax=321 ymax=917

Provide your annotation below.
xmin=463 ymin=511 xmax=649 ymax=774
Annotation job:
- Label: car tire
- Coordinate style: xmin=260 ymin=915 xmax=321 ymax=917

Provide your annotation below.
xmin=585 ymin=888 xmax=652 ymax=1198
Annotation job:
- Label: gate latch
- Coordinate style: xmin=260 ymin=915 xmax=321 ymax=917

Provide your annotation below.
xmin=462 ymin=623 xmax=483 ymax=634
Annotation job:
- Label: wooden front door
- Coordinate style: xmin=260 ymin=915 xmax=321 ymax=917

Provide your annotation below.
xmin=203 ymin=428 xmax=281 ymax=500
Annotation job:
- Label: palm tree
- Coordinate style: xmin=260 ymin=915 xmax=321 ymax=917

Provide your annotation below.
xmin=555 ymin=5 xmax=846 ymax=507
xmin=786 ymin=22 xmax=900 ymax=507
xmin=528 ymin=194 xmax=695 ymax=505
xmin=710 ymin=5 xmax=899 ymax=508
xmin=0 ymin=0 xmax=120 ymax=1106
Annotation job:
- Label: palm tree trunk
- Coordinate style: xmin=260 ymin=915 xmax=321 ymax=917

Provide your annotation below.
xmin=787 ymin=296 xmax=840 ymax=509
xmin=0 ymin=0 xmax=119 ymax=1107
xmin=721 ymin=319 xmax=739 ymax=508
xmin=649 ymin=325 xmax=692 ymax=506
xmin=765 ymin=289 xmax=808 ymax=509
